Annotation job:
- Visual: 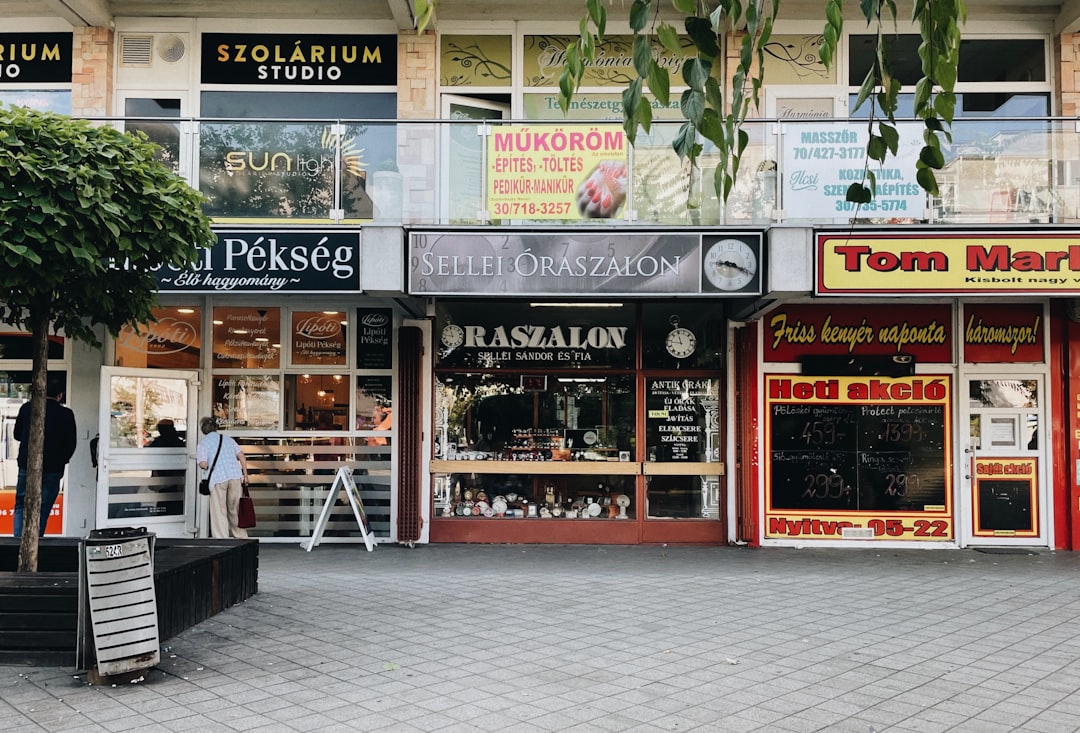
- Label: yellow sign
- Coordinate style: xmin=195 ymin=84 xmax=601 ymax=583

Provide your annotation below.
xmin=817 ymin=232 xmax=1080 ymax=294
xmin=487 ymin=124 xmax=627 ymax=220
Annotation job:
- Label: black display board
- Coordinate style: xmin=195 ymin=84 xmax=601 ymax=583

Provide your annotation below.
xmin=977 ymin=481 xmax=1033 ymax=532
xmin=645 ymin=378 xmax=713 ymax=462
xmin=356 ymin=308 xmax=392 ymax=369
xmin=769 ymin=402 xmax=947 ymax=511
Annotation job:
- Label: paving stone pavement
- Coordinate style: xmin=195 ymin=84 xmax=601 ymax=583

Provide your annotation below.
xmin=4 ymin=543 xmax=1080 ymax=732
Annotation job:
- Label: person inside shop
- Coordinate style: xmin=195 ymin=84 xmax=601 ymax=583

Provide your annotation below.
xmin=149 ymin=419 xmax=185 ymax=448
xmin=13 ymin=376 xmax=77 ymax=537
xmin=196 ymin=416 xmax=250 ymax=539
xmin=149 ymin=419 xmax=186 ymax=495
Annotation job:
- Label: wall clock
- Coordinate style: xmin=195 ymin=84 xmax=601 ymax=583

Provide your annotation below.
xmin=703 ymin=237 xmax=758 ymax=291
xmin=665 ymin=316 xmax=697 ymax=359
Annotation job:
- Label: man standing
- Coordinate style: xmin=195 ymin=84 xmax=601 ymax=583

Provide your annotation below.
xmin=13 ymin=376 xmax=77 ymax=536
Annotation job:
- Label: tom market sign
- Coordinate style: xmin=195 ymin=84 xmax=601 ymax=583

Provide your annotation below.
xmin=818 ymin=230 xmax=1080 ymax=294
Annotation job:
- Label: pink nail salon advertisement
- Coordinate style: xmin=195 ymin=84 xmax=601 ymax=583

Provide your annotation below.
xmin=486 ymin=124 xmax=628 ymax=221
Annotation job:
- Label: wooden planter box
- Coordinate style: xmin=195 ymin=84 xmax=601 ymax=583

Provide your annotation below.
xmin=0 ymin=537 xmax=258 ymax=667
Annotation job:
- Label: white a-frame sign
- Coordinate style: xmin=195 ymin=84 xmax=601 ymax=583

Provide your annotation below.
xmin=304 ymin=466 xmax=375 ymax=552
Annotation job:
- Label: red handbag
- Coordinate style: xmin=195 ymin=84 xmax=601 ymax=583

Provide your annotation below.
xmin=237 ymin=484 xmax=256 ymax=529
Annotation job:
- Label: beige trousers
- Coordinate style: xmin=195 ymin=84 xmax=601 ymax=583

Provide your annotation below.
xmin=209 ymin=478 xmax=249 ymax=539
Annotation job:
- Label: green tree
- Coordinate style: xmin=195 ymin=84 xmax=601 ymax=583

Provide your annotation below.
xmin=0 ymin=105 xmax=215 ymax=571
xmin=414 ymin=0 xmax=965 ymax=206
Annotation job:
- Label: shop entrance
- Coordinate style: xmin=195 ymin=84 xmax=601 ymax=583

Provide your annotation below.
xmin=961 ymin=375 xmax=1048 ymax=547
xmin=96 ymin=367 xmax=200 ymax=537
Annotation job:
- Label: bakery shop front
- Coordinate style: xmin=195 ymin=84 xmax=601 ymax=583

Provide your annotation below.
xmin=409 ymin=229 xmax=763 ymax=545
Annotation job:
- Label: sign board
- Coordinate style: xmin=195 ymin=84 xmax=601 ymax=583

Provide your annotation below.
xmin=409 ymin=231 xmax=763 ymax=296
xmin=304 ymin=466 xmax=374 ymax=552
xmin=764 ymin=375 xmax=953 ymax=541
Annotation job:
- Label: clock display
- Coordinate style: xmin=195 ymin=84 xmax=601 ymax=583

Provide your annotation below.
xmin=703 ymin=238 xmax=758 ymax=292
xmin=441 ymin=324 xmax=464 ymax=349
xmin=665 ymin=327 xmax=697 ymax=359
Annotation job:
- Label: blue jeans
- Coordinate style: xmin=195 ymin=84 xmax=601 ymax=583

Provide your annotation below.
xmin=13 ymin=469 xmax=63 ymax=537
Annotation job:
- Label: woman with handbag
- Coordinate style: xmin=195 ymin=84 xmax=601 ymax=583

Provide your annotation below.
xmin=196 ymin=416 xmax=251 ymax=539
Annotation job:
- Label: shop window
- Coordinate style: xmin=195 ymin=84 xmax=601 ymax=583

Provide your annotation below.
xmin=0 ymin=90 xmax=71 ymax=114
xmin=212 ymin=306 xmax=280 ymax=369
xmin=642 ymin=303 xmax=726 ymax=370
xmin=115 ymin=306 xmax=201 ymax=369
xmin=284 ymin=373 xmax=349 ymax=431
xmin=435 ymin=373 xmax=635 ymax=461
xmin=0 ymin=331 xmax=65 ymax=361
xmin=355 ymin=375 xmax=392 ymax=432
xmin=125 ymin=98 xmax=181 ymax=174
xmin=848 ymin=36 xmax=1046 ymax=86
xmin=291 ymin=310 xmax=347 ymax=366
xmin=211 ymin=374 xmax=281 ymax=430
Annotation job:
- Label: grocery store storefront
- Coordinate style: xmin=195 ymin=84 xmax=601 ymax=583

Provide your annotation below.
xmin=756 ymin=229 xmax=1073 ymax=549
xmin=410 ymin=229 xmax=762 ymax=545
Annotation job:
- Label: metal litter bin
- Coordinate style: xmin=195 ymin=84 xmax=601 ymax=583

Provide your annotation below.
xmin=76 ymin=527 xmax=159 ymax=676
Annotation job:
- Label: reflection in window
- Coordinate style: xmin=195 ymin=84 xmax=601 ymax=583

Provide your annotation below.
xmin=211 ymin=374 xmax=281 ymax=430
xmin=125 ymin=98 xmax=182 ymax=174
xmin=355 ymin=375 xmax=392 ymax=431
xmin=115 ymin=307 xmax=201 ymax=369
xmin=647 ymin=476 xmax=720 ymax=519
xmin=969 ymin=379 xmax=1038 ymax=408
xmin=212 ymin=307 xmax=280 ymax=369
xmin=434 ymin=373 xmax=634 ymax=460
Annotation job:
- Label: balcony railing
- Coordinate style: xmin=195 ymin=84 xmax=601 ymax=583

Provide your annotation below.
xmin=106 ymin=116 xmax=1080 ymax=227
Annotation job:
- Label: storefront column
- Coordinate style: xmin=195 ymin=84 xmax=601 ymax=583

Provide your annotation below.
xmin=71 ymin=27 xmax=112 ymax=117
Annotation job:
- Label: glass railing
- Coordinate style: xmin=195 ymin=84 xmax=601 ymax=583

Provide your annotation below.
xmin=106 ymin=116 xmax=1080 ymax=227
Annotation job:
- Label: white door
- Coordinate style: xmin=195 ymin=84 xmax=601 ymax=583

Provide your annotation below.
xmin=960 ymin=375 xmax=1048 ymax=547
xmin=97 ymin=367 xmax=200 ymax=537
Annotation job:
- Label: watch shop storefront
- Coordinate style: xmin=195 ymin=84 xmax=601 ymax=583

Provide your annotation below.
xmin=411 ymin=229 xmax=762 ymax=545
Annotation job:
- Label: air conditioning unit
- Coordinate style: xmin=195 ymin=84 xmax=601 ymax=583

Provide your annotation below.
xmin=119 ymin=33 xmax=187 ymax=67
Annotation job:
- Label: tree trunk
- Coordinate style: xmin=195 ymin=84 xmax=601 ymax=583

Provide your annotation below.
xmin=17 ymin=303 xmax=51 ymax=573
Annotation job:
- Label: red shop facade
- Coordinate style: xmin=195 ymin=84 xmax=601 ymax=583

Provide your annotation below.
xmin=746 ymin=229 xmax=1080 ymax=549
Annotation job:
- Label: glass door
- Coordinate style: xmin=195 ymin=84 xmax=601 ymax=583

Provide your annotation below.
xmin=440 ymin=95 xmax=509 ymax=224
xmin=97 ymin=367 xmax=200 ymax=536
xmin=962 ymin=375 xmax=1047 ymax=546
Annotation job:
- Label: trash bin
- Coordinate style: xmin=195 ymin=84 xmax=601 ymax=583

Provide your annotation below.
xmin=76 ymin=527 xmax=159 ymax=677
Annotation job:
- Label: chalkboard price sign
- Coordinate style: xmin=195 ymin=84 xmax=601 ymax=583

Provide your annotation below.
xmin=767 ymin=377 xmax=949 ymax=514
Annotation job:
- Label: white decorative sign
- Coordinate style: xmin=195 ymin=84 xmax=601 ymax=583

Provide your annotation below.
xmin=781 ymin=122 xmax=925 ymax=220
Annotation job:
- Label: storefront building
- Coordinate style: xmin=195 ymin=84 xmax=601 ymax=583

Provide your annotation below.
xmin=1 ymin=3 xmax=1080 ymax=549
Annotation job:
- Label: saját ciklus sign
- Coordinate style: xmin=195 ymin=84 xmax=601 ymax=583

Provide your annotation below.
xmin=201 ymin=33 xmax=395 ymax=85
xmin=156 ymin=229 xmax=360 ymax=293
xmin=0 ymin=33 xmax=71 ymax=83
xmin=818 ymin=230 xmax=1080 ymax=295
xmin=409 ymin=231 xmax=762 ymax=296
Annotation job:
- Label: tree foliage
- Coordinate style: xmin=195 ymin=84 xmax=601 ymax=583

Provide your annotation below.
xmin=414 ymin=0 xmax=967 ymax=206
xmin=0 ymin=105 xmax=215 ymax=570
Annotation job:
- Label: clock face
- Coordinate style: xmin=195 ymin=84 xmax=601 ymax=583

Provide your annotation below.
xmin=703 ymin=238 xmax=758 ymax=292
xmin=441 ymin=324 xmax=464 ymax=349
xmin=665 ymin=327 xmax=697 ymax=358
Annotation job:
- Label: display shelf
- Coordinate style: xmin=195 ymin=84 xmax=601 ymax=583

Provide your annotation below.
xmin=643 ymin=462 xmax=725 ymax=476
xmin=431 ymin=459 xmax=640 ymax=475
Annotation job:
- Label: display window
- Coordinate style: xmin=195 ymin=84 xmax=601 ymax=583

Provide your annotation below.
xmin=432 ymin=300 xmax=727 ymax=526
xmin=115 ymin=307 xmax=201 ymax=369
xmin=435 ymin=373 xmax=635 ymax=463
xmin=212 ymin=306 xmax=281 ymax=369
